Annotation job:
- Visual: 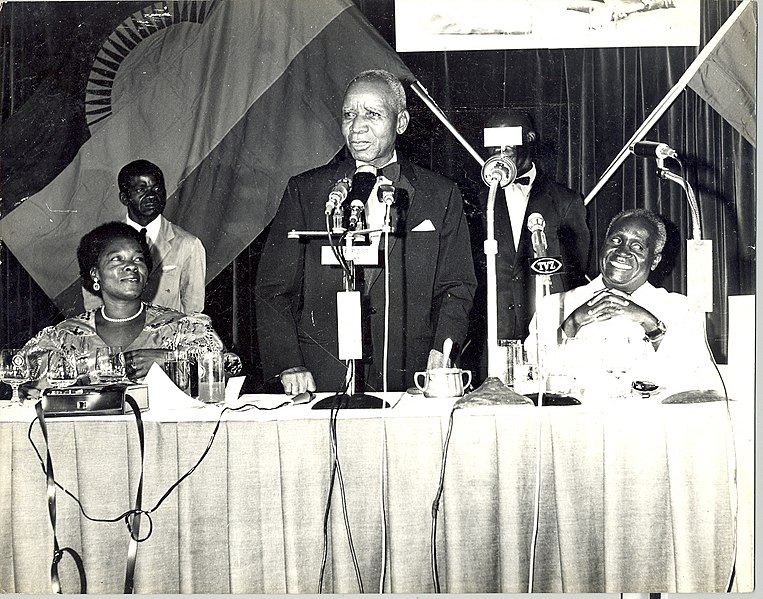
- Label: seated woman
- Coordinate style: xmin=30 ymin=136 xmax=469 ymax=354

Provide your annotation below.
xmin=24 ymin=221 xmax=238 ymax=393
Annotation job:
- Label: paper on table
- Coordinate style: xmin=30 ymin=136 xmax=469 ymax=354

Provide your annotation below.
xmin=143 ymin=362 xmax=206 ymax=409
xmin=225 ymin=376 xmax=246 ymax=403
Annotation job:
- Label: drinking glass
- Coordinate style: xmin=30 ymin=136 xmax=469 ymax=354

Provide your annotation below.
xmin=163 ymin=349 xmax=190 ymax=394
xmin=0 ymin=349 xmax=30 ymax=406
xmin=95 ymin=346 xmax=125 ymax=383
xmin=47 ymin=350 xmax=81 ymax=389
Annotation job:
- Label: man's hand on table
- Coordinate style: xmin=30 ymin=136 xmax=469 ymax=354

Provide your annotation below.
xmin=279 ymin=366 xmax=316 ymax=395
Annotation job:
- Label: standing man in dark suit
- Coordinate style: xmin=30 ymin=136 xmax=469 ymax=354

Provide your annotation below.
xmin=476 ymin=109 xmax=590 ymax=355
xmin=256 ymin=69 xmax=476 ymax=394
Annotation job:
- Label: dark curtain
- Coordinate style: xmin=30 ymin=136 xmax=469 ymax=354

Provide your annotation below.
xmin=1 ymin=0 xmax=755 ymax=389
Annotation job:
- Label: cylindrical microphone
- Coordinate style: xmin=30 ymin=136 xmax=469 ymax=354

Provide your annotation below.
xmin=481 ymin=152 xmax=517 ymax=187
xmin=629 ymin=140 xmax=678 ymax=160
xmin=342 ymin=166 xmax=377 ymax=230
xmin=326 ymin=177 xmax=351 ymax=215
xmin=527 ymin=212 xmax=547 ymax=258
xmin=377 ymin=184 xmax=395 ymax=205
xmin=349 ymin=199 xmax=365 ymax=229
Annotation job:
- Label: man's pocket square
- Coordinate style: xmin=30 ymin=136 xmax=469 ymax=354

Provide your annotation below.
xmin=412 ymin=219 xmax=436 ymax=232
xmin=162 ymin=265 xmax=178 ymax=272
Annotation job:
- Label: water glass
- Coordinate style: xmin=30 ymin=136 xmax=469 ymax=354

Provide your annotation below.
xmin=95 ymin=346 xmax=125 ymax=383
xmin=498 ymin=339 xmax=524 ymax=387
xmin=47 ymin=350 xmax=81 ymax=389
xmin=197 ymin=351 xmax=225 ymax=404
xmin=0 ymin=349 xmax=30 ymax=406
xmin=164 ymin=349 xmax=190 ymax=394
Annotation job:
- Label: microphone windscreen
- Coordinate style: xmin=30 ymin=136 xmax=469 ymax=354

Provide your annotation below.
xmin=347 ymin=170 xmax=377 ymax=206
xmin=527 ymin=212 xmax=545 ymax=232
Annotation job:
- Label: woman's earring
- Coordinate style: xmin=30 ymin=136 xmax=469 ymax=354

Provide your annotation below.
xmin=93 ymin=280 xmax=100 ymax=291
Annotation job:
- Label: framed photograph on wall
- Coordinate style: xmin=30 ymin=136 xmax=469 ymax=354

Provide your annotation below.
xmin=395 ymin=0 xmax=700 ymax=51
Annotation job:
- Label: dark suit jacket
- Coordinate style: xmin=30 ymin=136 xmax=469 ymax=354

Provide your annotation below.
xmin=479 ymin=169 xmax=590 ymax=341
xmin=256 ymin=155 xmax=476 ymax=392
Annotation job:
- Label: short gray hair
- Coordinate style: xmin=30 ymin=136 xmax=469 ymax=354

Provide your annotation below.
xmin=346 ymin=69 xmax=407 ymax=113
xmin=606 ymin=208 xmax=667 ymax=254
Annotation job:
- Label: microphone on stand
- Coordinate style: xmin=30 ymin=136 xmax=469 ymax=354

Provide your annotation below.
xmin=343 ymin=167 xmax=377 ymax=230
xmin=377 ymin=184 xmax=395 ymax=205
xmin=629 ymin=140 xmax=678 ymax=160
xmin=348 ymin=199 xmax=365 ymax=230
xmin=326 ymin=177 xmax=351 ymax=215
xmin=527 ymin=212 xmax=547 ymax=258
xmin=481 ymin=151 xmax=517 ymax=187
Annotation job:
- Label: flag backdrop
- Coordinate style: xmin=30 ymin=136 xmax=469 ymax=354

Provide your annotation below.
xmin=687 ymin=0 xmax=757 ymax=146
xmin=0 ymin=0 xmax=414 ymax=313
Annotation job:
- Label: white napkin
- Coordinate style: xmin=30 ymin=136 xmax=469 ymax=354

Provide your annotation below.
xmin=143 ymin=363 xmax=205 ymax=409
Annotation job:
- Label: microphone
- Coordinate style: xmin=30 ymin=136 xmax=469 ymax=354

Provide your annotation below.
xmin=377 ymin=184 xmax=395 ymax=205
xmin=348 ymin=199 xmax=365 ymax=230
xmin=481 ymin=151 xmax=517 ymax=187
xmin=527 ymin=212 xmax=547 ymax=258
xmin=343 ymin=167 xmax=377 ymax=226
xmin=326 ymin=177 xmax=351 ymax=215
xmin=629 ymin=140 xmax=678 ymax=160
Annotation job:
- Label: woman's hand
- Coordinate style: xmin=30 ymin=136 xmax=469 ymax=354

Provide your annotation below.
xmin=122 ymin=349 xmax=167 ymax=380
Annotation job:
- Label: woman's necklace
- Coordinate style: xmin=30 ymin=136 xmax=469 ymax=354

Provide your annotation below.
xmin=101 ymin=301 xmax=145 ymax=323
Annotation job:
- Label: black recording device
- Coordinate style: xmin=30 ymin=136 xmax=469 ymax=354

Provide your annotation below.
xmin=42 ymin=383 xmax=149 ymax=417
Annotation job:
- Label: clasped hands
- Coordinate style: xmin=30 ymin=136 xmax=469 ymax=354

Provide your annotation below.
xmin=562 ymin=288 xmax=659 ymax=339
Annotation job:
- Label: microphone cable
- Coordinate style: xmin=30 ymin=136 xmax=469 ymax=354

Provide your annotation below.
xmin=527 ymin=409 xmax=544 ymax=592
xmin=27 ymin=397 xmax=293 ymax=593
xmin=317 ymin=376 xmax=364 ymax=594
xmin=378 ymin=223 xmax=391 ymax=593
xmin=430 ymin=404 xmax=458 ymax=593
xmin=700 ymin=314 xmax=738 ymax=592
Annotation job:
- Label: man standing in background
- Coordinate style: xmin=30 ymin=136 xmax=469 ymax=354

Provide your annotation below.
xmin=83 ymin=159 xmax=206 ymax=314
xmin=471 ymin=109 xmax=589 ymax=381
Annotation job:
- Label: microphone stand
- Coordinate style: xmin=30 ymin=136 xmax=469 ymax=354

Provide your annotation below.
xmin=306 ymin=209 xmax=391 ymax=410
xmin=481 ymin=153 xmax=517 ymax=380
xmin=533 ymin=261 xmax=551 ymax=407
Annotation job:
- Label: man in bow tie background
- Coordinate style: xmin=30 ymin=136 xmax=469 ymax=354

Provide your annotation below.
xmin=469 ymin=109 xmax=590 ymax=382
xmin=255 ymin=69 xmax=476 ymax=394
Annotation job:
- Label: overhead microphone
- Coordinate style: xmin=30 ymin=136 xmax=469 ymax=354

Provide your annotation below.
xmin=629 ymin=140 xmax=678 ymax=160
xmin=527 ymin=212 xmax=547 ymax=258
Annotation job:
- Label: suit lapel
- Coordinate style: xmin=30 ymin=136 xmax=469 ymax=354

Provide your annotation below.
xmin=150 ymin=217 xmax=174 ymax=273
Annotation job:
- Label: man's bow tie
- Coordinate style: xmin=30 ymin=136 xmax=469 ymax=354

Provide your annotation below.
xmin=513 ymin=175 xmax=531 ymax=186
xmin=378 ymin=162 xmax=400 ymax=182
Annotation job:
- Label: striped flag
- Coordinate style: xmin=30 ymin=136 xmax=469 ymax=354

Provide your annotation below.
xmin=0 ymin=0 xmax=413 ymax=313
xmin=687 ymin=0 xmax=756 ymax=146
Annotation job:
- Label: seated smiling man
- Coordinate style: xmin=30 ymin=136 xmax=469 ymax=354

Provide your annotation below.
xmin=526 ymin=208 xmax=723 ymax=401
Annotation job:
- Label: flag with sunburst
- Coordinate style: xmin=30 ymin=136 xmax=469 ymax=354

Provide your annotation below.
xmin=0 ymin=0 xmax=413 ymax=313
